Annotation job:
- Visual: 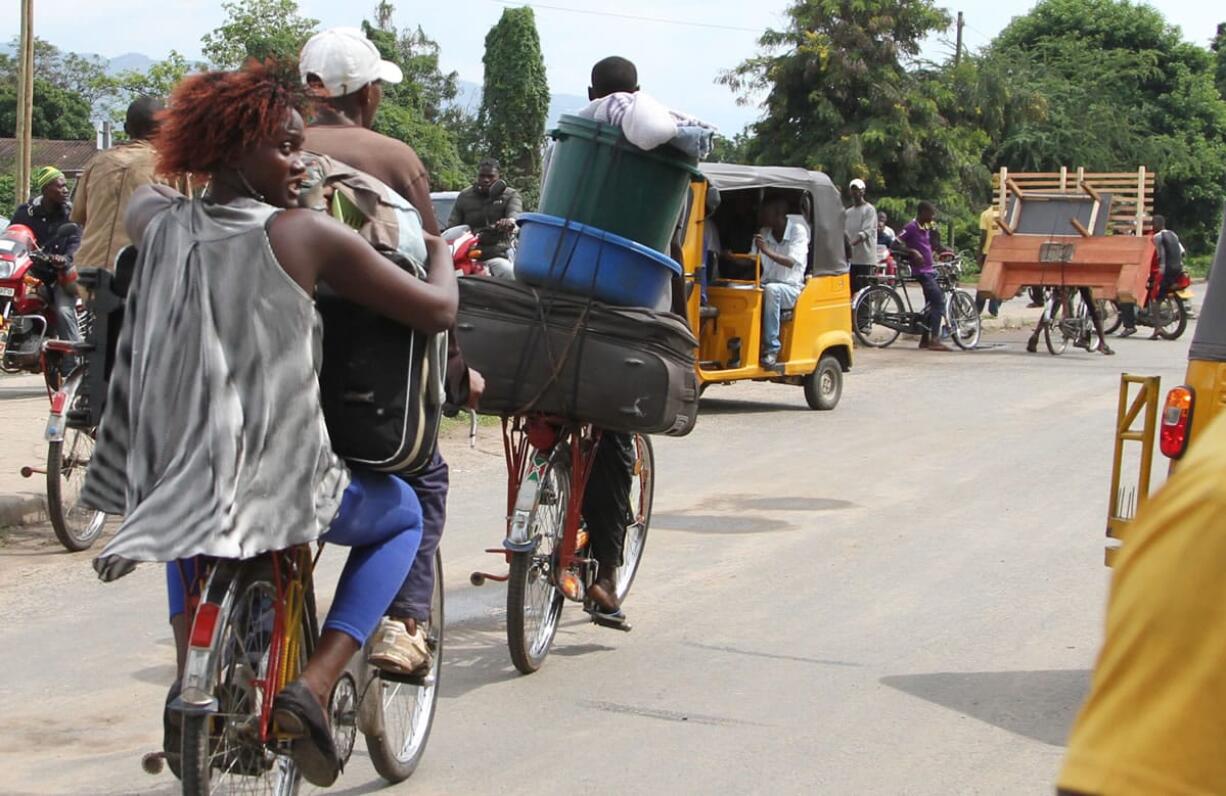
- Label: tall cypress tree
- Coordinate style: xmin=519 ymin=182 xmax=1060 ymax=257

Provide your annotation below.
xmin=478 ymin=7 xmax=550 ymax=206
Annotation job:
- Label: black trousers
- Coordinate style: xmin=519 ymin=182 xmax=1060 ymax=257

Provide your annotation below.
xmin=1121 ymin=270 xmax=1182 ymax=328
xmin=582 ymin=431 xmax=634 ymax=569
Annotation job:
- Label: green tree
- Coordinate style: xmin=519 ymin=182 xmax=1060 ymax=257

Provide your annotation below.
xmin=201 ymin=0 xmax=319 ymax=68
xmin=0 ymin=78 xmax=95 ymax=139
xmin=1213 ymin=23 xmax=1226 ymax=99
xmin=980 ymin=0 xmax=1226 ymax=248
xmin=0 ymin=174 xmax=17 ymax=216
xmin=361 ymin=7 xmax=472 ymax=189
xmin=478 ymin=7 xmax=550 ymax=204
xmin=101 ymin=52 xmax=201 ymax=130
xmin=721 ymin=0 xmax=988 ymax=211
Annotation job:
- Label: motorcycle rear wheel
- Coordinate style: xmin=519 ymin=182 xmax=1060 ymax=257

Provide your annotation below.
xmin=1154 ymin=296 xmax=1188 ymax=340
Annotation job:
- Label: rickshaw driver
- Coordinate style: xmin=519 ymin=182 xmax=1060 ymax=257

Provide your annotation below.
xmin=753 ymin=196 xmax=809 ymax=368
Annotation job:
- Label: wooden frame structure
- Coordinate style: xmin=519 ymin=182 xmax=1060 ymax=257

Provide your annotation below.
xmin=992 ymin=166 xmax=1155 ymax=236
xmin=978 ymin=166 xmax=1156 ymax=302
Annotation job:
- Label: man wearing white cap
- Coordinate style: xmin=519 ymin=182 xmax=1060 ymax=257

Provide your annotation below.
xmin=300 ymin=27 xmax=482 ymax=676
xmin=300 ymin=27 xmax=439 ymax=234
xmin=844 ymin=178 xmax=877 ymax=296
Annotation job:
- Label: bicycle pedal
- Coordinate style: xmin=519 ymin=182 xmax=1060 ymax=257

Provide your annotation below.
xmin=378 ymin=669 xmax=435 ymax=687
xmin=586 ymin=608 xmax=632 ymax=632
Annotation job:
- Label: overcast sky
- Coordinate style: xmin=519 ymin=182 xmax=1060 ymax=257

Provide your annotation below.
xmin=4 ymin=0 xmax=1222 ymax=134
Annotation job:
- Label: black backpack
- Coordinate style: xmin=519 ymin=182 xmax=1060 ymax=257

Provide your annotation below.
xmin=317 ymin=248 xmax=447 ymax=475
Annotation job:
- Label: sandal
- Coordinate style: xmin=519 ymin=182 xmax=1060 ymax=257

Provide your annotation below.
xmin=273 ymin=680 xmax=340 ymax=787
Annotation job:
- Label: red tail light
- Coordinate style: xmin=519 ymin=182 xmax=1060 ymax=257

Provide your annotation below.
xmin=49 ymin=391 xmax=68 ymax=415
xmin=189 ymin=602 xmax=221 ymax=648
xmin=1159 ymin=386 xmax=1195 ymax=459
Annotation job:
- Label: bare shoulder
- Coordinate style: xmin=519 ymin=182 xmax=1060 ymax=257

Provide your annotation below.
xmin=267 ymin=208 xmax=360 ymax=254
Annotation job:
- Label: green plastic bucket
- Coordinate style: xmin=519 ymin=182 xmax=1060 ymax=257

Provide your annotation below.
xmin=539 ymin=114 xmax=701 ymax=253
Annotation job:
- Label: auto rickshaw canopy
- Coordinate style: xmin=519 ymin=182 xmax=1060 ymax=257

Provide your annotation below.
xmin=698 ymin=164 xmax=849 ymax=278
xmin=1189 ymin=209 xmax=1226 ymax=364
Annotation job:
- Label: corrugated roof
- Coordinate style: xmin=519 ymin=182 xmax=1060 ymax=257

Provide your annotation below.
xmin=0 ymin=138 xmax=100 ymax=177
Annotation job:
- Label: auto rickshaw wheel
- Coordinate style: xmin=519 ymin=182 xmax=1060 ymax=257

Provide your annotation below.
xmin=804 ymin=355 xmax=842 ymax=411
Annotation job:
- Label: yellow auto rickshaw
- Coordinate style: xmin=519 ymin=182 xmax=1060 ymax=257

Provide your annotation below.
xmin=676 ymin=165 xmax=854 ymax=410
xmin=1105 ymin=208 xmax=1225 ymax=562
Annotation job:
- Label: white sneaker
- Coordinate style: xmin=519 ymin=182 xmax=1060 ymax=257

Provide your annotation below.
xmin=368 ymin=617 xmax=430 ymax=674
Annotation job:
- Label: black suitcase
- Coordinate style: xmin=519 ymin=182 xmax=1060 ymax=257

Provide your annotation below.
xmin=455 ymin=277 xmax=699 ymax=436
xmin=317 ymin=250 xmax=447 ymax=475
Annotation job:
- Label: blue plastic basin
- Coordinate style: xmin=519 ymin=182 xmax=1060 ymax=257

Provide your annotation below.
xmin=514 ymin=212 xmax=681 ymax=309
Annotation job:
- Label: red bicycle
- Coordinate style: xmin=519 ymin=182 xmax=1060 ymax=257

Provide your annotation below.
xmin=471 ymin=416 xmax=654 ymax=674
xmin=147 ymin=544 xmax=443 ymax=793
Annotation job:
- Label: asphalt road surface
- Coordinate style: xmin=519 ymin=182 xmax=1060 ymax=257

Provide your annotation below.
xmin=0 ymin=324 xmax=1193 ymax=795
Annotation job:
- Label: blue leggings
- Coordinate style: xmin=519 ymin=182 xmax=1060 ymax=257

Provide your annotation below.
xmin=166 ymin=470 xmax=423 ymax=645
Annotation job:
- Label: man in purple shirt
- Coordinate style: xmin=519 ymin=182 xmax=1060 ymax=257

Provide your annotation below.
xmin=896 ymin=201 xmax=950 ymax=351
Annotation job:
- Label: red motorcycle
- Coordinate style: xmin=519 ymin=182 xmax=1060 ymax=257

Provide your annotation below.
xmin=444 ymin=225 xmax=487 ymax=276
xmin=1 ymin=223 xmax=105 ymax=550
xmin=0 ymin=224 xmax=86 ymax=392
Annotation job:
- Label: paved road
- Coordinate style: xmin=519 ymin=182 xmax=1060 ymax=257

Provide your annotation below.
xmin=0 ymin=323 xmax=1192 ymax=795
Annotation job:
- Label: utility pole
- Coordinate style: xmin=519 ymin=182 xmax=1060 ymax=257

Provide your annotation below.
xmin=954 ymin=11 xmax=965 ymax=68
xmin=15 ymin=0 xmax=35 ymax=204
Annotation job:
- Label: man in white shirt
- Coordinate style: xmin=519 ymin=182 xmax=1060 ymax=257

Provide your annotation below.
xmin=844 ymin=178 xmax=877 ymax=295
xmin=753 ymin=196 xmax=810 ymax=368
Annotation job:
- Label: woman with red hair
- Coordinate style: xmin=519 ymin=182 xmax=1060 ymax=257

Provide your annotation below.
xmin=81 ymin=62 xmax=457 ymax=787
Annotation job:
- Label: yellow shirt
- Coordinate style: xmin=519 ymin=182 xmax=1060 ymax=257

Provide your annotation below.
xmin=70 ymin=140 xmax=163 ymax=269
xmin=979 ymin=206 xmax=999 ymax=255
xmin=1059 ymin=411 xmax=1226 ymax=796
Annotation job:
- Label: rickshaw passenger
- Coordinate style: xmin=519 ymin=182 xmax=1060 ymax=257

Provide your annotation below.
xmin=752 ymin=196 xmax=809 ymax=368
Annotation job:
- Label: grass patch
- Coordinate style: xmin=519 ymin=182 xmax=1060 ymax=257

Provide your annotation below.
xmin=439 ymin=411 xmax=500 ymax=436
xmin=1185 ymin=253 xmax=1213 ymax=279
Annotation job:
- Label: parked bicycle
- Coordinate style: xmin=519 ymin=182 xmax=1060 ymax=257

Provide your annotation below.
xmin=143 ymin=544 xmax=443 ymax=793
xmin=471 ymin=416 xmax=654 ymax=674
xmin=853 ymin=253 xmax=981 ymax=349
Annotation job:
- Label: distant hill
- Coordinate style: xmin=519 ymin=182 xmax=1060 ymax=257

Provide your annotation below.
xmin=0 ymin=44 xmax=154 ymax=76
xmin=451 ymin=79 xmax=588 ymax=127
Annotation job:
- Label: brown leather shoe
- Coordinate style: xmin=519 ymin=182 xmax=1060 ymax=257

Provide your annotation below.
xmin=925 ymin=340 xmax=952 ymax=351
xmin=587 ymin=577 xmax=620 ymax=614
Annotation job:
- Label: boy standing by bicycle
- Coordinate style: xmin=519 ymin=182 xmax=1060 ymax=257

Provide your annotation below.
xmin=896 ymin=201 xmax=951 ymax=352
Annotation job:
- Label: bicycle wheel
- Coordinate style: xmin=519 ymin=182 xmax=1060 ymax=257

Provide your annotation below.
xmin=1154 ymin=296 xmax=1188 ymax=340
xmin=944 ymin=290 xmax=981 ymax=350
xmin=1097 ymin=300 xmax=1121 ymax=335
xmin=853 ymin=285 xmax=903 ymax=348
xmin=181 ymin=564 xmax=303 ymax=796
xmin=614 ymin=434 xmax=653 ymax=603
xmin=366 ymin=549 xmax=443 ymax=783
xmin=1043 ymin=295 xmax=1072 ymax=356
xmin=506 ymin=455 xmax=568 ymax=674
xmin=47 ymin=427 xmax=107 ymax=552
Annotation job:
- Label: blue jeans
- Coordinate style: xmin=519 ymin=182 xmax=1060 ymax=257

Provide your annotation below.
xmin=762 ymin=281 xmax=802 ymax=357
xmin=166 ymin=470 xmax=423 ymax=645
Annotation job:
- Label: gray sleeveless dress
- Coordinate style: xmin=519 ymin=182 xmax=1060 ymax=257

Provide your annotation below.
xmin=83 ymin=197 xmax=350 ymax=581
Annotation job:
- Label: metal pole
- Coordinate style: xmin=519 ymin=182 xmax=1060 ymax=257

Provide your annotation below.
xmin=954 ymin=12 xmax=964 ymax=67
xmin=15 ymin=0 xmax=35 ymax=205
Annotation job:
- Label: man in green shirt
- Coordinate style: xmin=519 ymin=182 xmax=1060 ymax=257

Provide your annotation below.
xmin=448 ymin=158 xmax=522 ymax=278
